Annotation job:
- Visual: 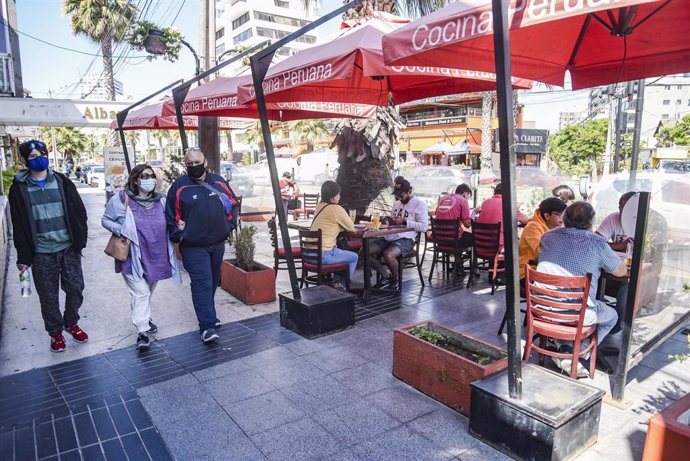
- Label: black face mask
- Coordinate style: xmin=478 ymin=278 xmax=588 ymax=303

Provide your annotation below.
xmin=187 ymin=163 xmax=206 ymax=179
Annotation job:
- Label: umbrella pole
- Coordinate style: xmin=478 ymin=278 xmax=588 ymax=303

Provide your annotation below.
xmin=491 ymin=0 xmax=522 ymax=400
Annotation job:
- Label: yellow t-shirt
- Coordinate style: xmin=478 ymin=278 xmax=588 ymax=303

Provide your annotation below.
xmin=518 ymin=208 xmax=549 ymax=280
xmin=311 ymin=202 xmax=355 ymax=251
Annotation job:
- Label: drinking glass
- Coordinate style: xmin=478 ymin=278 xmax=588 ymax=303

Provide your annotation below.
xmin=371 ymin=212 xmax=381 ymax=229
xmin=348 ymin=209 xmax=356 ymax=222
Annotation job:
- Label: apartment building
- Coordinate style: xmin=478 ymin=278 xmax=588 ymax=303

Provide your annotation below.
xmin=1 ymin=0 xmax=23 ymax=97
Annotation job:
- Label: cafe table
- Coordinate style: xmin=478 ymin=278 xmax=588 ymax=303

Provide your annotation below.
xmin=287 ymin=221 xmax=414 ymax=300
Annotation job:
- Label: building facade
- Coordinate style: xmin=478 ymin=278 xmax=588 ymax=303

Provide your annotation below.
xmin=214 ymin=0 xmax=318 ymax=68
xmin=0 ymin=0 xmax=23 ymax=97
xmin=558 ymin=111 xmax=580 ymax=130
xmin=80 ymin=73 xmax=124 ymax=100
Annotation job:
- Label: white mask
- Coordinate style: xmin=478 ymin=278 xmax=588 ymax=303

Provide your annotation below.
xmin=139 ymin=178 xmax=156 ymax=193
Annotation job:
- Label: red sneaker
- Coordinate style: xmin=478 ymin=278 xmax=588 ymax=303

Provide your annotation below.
xmin=64 ymin=324 xmax=89 ymax=343
xmin=51 ymin=334 xmax=66 ymax=353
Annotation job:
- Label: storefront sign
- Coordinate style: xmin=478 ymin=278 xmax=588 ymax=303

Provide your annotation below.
xmin=103 ymin=147 xmax=128 ymax=203
xmin=0 ymin=97 xmax=129 ymax=127
xmin=493 ymin=128 xmax=549 ymax=154
xmin=406 ymin=115 xmax=467 ymax=128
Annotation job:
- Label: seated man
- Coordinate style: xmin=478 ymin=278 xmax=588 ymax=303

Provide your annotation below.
xmin=435 ymin=183 xmax=474 ymax=248
xmin=518 ymin=197 xmax=567 ymax=286
xmin=537 ymin=201 xmax=627 ymax=377
xmin=369 ymin=179 xmax=428 ymax=289
xmin=477 ymin=182 xmax=528 ymax=249
xmin=595 ymin=191 xmax=636 ymax=343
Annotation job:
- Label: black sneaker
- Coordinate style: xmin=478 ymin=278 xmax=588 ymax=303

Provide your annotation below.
xmin=373 ymin=276 xmax=394 ymax=289
xmin=214 ymin=319 xmax=221 ymax=328
xmin=201 ymin=328 xmax=219 ymax=343
xmin=136 ymin=333 xmax=150 ymax=351
xmin=147 ymin=320 xmax=158 ymax=334
xmin=381 ymin=277 xmax=400 ymax=291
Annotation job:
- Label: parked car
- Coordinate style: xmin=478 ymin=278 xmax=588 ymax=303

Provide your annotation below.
xmin=295 ymin=150 xmax=339 ymax=185
xmin=89 ymin=166 xmax=105 ymax=188
xmin=589 ymin=171 xmax=690 ymax=243
xmin=249 ymin=158 xmax=299 ymax=186
xmin=515 ymin=166 xmax=563 ymax=187
xmin=220 ymin=162 xmax=255 ymax=197
xmin=409 ymin=166 xmax=472 ymax=198
xmin=81 ymin=164 xmax=96 ymax=184
xmin=147 ymin=159 xmax=166 ymax=170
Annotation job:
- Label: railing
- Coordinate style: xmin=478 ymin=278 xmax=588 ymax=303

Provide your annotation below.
xmin=0 ymin=54 xmax=15 ymax=95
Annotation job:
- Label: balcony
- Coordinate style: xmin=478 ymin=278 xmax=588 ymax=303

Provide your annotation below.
xmin=0 ymin=54 xmax=15 ymax=96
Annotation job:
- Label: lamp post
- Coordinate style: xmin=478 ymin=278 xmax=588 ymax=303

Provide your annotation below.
xmin=144 ymin=28 xmax=201 ymax=76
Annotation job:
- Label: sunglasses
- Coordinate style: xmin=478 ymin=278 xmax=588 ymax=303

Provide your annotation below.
xmin=139 ymin=173 xmax=157 ymax=180
xmin=27 ymin=140 xmax=46 ymax=150
xmin=184 ymin=147 xmax=202 ymax=154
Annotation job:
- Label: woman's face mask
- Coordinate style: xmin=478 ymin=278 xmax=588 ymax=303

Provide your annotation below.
xmin=138 ymin=178 xmax=156 ymax=193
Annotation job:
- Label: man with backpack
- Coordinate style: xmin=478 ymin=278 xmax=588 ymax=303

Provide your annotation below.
xmin=165 ymin=147 xmax=238 ymax=343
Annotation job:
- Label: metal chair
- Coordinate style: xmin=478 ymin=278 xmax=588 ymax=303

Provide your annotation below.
xmin=298 ymin=229 xmax=351 ymax=290
xmin=268 ymin=218 xmax=301 ymax=278
xmin=522 ymin=266 xmax=597 ymax=380
xmin=427 ymin=218 xmax=471 ymax=282
xmin=293 ymin=193 xmax=320 ymax=220
xmin=466 ymin=221 xmax=503 ymax=294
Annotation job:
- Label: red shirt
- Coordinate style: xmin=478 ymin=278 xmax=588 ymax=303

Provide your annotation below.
xmin=435 ymin=194 xmax=470 ymax=237
xmin=476 ymin=194 xmax=526 ymax=248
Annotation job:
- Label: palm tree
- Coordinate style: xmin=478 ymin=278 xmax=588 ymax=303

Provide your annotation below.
xmin=243 ymin=127 xmax=266 ymax=155
xmin=124 ymin=131 xmax=141 ymax=162
xmin=481 ymin=92 xmax=494 ymax=171
xmin=150 ymin=130 xmax=169 ymax=161
xmin=291 ymin=120 xmax=330 ymax=152
xmin=63 ymin=0 xmax=138 ymax=101
xmin=42 ymin=127 xmax=89 ymax=164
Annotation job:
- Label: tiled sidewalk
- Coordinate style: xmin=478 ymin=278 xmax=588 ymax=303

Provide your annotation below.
xmin=1 ymin=271 xmax=688 ymax=460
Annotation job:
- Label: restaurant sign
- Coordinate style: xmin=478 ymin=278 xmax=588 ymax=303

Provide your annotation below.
xmin=493 ymin=128 xmax=549 ymax=154
xmin=406 ymin=116 xmax=467 ymax=128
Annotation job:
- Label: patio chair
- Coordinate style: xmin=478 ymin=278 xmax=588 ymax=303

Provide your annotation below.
xmin=427 ymin=218 xmax=471 ymax=282
xmin=522 ymin=266 xmax=597 ymax=380
xmin=298 ymin=229 xmax=351 ymax=290
xmin=376 ymin=232 xmax=425 ymax=291
xmin=293 ymin=193 xmax=320 ymax=220
xmin=268 ymin=218 xmax=301 ymax=278
xmin=466 ymin=221 xmax=503 ymax=294
xmin=230 ymin=195 xmax=243 ymax=242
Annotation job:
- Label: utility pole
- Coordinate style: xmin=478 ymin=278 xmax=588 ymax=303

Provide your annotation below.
xmin=198 ymin=0 xmax=220 ymax=173
xmin=603 ymin=91 xmax=614 ymax=176
xmin=51 ymin=127 xmax=59 ymax=169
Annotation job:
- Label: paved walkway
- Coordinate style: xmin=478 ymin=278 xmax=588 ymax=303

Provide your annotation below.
xmin=1 ymin=184 xmax=688 ymax=460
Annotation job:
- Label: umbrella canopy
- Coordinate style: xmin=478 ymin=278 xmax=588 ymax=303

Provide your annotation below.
xmin=112 ymin=98 xmax=254 ymax=131
xmin=237 ymin=11 xmax=532 ymax=106
xmin=421 ymin=141 xmax=453 ymax=154
xmin=164 ymin=74 xmax=378 ymax=121
xmin=382 ymin=0 xmax=690 ymax=89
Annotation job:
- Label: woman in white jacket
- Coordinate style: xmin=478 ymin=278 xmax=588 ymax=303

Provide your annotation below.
xmin=102 ymin=164 xmax=181 ymax=351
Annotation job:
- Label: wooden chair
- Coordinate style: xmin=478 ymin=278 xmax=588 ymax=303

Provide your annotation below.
xmin=293 ymin=193 xmax=320 ymax=220
xmin=376 ymin=233 xmax=425 ymax=290
xmin=427 ymin=218 xmax=471 ymax=282
xmin=298 ymin=229 xmax=351 ymax=290
xmin=466 ymin=221 xmax=503 ymax=294
xmin=497 ymin=259 xmax=538 ymax=335
xmin=522 ymin=266 xmax=597 ymax=380
xmin=268 ymin=218 xmax=301 ymax=277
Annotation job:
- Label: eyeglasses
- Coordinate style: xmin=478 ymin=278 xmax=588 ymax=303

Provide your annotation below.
xmin=184 ymin=147 xmax=202 ymax=154
xmin=139 ymin=173 xmax=157 ymax=180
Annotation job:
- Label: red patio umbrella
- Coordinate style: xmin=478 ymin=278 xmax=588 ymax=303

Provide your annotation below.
xmin=237 ymin=11 xmax=531 ymax=106
xmin=164 ymin=74 xmax=378 ymax=121
xmin=382 ymin=0 xmax=690 ymax=89
xmin=112 ymin=98 xmax=254 ymax=131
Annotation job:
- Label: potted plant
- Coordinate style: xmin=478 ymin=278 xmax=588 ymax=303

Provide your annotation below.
xmin=128 ymin=20 xmax=183 ymax=61
xmin=220 ymin=225 xmax=276 ymax=305
xmin=393 ymin=321 xmax=509 ymax=416
xmin=642 ymin=333 xmax=690 ymax=460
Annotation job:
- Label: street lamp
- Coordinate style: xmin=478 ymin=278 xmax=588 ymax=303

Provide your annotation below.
xmin=144 ymin=28 xmax=201 ymax=76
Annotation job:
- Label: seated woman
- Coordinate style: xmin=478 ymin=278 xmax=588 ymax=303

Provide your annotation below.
xmin=310 ymin=180 xmax=358 ymax=290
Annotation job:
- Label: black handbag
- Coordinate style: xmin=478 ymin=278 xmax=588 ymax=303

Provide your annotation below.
xmin=287 ymin=198 xmax=302 ymax=210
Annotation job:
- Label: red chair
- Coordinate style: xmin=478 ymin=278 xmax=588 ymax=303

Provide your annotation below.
xmin=427 ymin=218 xmax=471 ymax=282
xmin=268 ymin=218 xmax=301 ymax=277
xmin=522 ymin=266 xmax=597 ymax=380
xmin=298 ymin=229 xmax=351 ymax=290
xmin=466 ymin=221 xmax=503 ymax=294
xmin=292 ymin=193 xmax=320 ymax=220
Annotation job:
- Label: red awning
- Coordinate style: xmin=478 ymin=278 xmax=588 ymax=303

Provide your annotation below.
xmin=382 ymin=0 xmax=690 ymax=89
xmin=163 ymin=73 xmax=377 ymax=121
xmin=237 ymin=11 xmax=531 ymax=106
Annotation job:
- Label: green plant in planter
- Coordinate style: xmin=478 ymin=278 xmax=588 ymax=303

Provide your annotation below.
xmin=410 ymin=326 xmax=442 ymax=345
xmin=235 ymin=225 xmax=257 ymax=272
xmin=128 ymin=20 xmax=183 ymax=61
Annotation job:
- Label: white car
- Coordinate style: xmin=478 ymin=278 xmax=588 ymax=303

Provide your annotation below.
xmin=589 ymin=171 xmax=690 ymax=243
xmin=250 ymin=158 xmax=299 ymax=185
xmin=89 ymin=166 xmax=105 ymax=188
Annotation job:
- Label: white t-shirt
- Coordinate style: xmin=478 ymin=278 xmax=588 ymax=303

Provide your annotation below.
xmin=596 ymin=211 xmax=629 ymax=243
xmin=386 ymin=196 xmax=429 ymax=241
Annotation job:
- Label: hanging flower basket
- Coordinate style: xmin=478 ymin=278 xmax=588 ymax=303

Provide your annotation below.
xmin=128 ymin=20 xmax=183 ymax=62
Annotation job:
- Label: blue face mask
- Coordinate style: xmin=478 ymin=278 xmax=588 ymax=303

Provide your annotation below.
xmin=27 ymin=156 xmax=50 ymax=172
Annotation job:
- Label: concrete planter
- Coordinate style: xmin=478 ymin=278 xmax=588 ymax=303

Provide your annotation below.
xmin=393 ymin=321 xmax=508 ymax=416
xmin=643 ymin=392 xmax=690 ymax=461
xmin=220 ymin=259 xmax=276 ymax=305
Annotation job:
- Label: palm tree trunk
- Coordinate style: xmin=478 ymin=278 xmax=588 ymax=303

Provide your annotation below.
xmin=481 ymin=92 xmax=494 ymax=170
xmin=101 ymin=38 xmax=115 ymax=101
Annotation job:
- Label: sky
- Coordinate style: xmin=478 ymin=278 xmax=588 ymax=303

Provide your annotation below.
xmin=15 ymin=0 xmax=587 ymax=132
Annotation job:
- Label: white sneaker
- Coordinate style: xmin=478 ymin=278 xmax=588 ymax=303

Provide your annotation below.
xmin=559 ymin=359 xmax=589 ymax=379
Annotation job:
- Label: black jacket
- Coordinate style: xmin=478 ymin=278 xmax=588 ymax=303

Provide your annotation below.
xmin=8 ymin=170 xmax=88 ymax=266
xmin=165 ymin=172 xmax=238 ymax=246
